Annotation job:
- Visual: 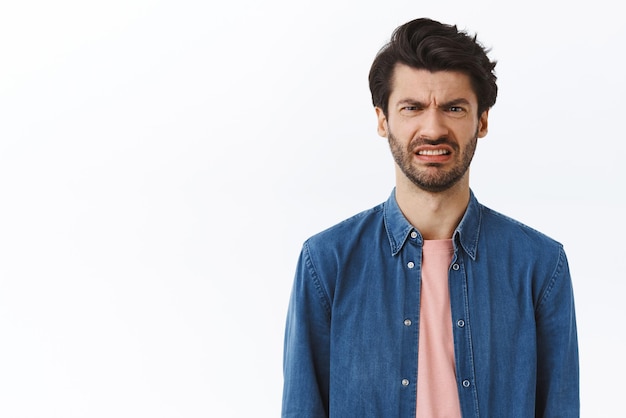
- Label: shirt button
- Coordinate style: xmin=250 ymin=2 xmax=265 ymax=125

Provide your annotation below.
xmin=410 ymin=231 xmax=418 ymax=239
xmin=457 ymin=319 xmax=465 ymax=328
xmin=462 ymin=380 xmax=471 ymax=388
xmin=407 ymin=261 xmax=415 ymax=269
xmin=404 ymin=319 xmax=412 ymax=326
xmin=401 ymin=379 xmax=410 ymax=386
xmin=452 ymin=263 xmax=460 ymax=271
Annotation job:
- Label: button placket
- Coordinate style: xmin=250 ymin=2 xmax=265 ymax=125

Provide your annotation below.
xmin=448 ymin=252 xmax=479 ymax=412
xmin=399 ymin=234 xmax=421 ymax=403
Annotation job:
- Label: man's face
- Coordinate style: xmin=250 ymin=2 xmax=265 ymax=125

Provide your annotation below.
xmin=376 ymin=64 xmax=489 ymax=193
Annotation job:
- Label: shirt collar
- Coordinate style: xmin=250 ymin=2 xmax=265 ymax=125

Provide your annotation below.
xmin=383 ymin=188 xmax=482 ymax=260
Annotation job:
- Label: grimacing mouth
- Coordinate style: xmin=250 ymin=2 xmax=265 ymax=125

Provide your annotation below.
xmin=416 ymin=149 xmax=450 ymax=156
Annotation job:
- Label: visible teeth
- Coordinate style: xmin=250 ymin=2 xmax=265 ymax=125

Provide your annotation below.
xmin=418 ymin=149 xmax=449 ymax=155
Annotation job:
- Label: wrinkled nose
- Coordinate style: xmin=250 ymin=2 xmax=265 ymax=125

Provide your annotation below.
xmin=418 ymin=109 xmax=449 ymax=140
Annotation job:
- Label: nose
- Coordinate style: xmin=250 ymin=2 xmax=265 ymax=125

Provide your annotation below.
xmin=418 ymin=108 xmax=449 ymax=140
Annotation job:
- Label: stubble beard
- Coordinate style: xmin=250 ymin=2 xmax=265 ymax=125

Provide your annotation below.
xmin=388 ymin=130 xmax=478 ymax=193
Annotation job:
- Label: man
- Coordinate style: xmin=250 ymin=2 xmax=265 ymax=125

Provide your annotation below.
xmin=282 ymin=18 xmax=579 ymax=417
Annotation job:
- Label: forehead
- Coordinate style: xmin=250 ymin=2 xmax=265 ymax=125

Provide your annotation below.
xmin=389 ymin=63 xmax=477 ymax=104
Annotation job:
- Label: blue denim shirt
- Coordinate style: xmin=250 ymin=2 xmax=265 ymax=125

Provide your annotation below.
xmin=282 ymin=190 xmax=579 ymax=417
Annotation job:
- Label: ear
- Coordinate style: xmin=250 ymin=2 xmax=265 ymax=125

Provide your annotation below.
xmin=477 ymin=109 xmax=489 ymax=138
xmin=375 ymin=107 xmax=388 ymax=137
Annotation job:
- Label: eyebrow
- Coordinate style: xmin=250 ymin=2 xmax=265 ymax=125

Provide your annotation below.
xmin=396 ymin=98 xmax=472 ymax=108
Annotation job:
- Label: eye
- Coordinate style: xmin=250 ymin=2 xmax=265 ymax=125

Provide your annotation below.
xmin=445 ymin=105 xmax=468 ymax=118
xmin=400 ymin=105 xmax=424 ymax=114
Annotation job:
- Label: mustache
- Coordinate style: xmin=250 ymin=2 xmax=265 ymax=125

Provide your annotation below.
xmin=409 ymin=137 xmax=459 ymax=150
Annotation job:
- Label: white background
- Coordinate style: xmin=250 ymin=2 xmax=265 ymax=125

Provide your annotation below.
xmin=0 ymin=0 xmax=624 ymax=416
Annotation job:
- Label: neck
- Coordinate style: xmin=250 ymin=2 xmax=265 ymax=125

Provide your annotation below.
xmin=394 ymin=175 xmax=470 ymax=240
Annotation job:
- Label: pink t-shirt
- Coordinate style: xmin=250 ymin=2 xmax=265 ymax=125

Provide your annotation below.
xmin=416 ymin=239 xmax=461 ymax=417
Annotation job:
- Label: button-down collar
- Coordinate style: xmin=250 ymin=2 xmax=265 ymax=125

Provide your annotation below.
xmin=383 ymin=188 xmax=481 ymax=260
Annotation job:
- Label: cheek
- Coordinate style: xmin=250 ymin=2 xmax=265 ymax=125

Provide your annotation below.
xmin=387 ymin=119 xmax=415 ymax=139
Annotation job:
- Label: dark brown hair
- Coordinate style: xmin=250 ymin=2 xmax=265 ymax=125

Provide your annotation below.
xmin=368 ymin=18 xmax=498 ymax=116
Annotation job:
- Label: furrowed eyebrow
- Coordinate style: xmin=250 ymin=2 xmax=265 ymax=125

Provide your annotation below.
xmin=397 ymin=99 xmax=425 ymax=106
xmin=439 ymin=98 xmax=471 ymax=108
xmin=396 ymin=98 xmax=472 ymax=108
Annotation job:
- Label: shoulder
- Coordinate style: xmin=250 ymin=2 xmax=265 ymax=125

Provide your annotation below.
xmin=306 ymin=202 xmax=386 ymax=248
xmin=481 ymin=205 xmax=561 ymax=243
xmin=478 ymin=203 xmax=564 ymax=261
xmin=299 ymin=201 xmax=388 ymax=278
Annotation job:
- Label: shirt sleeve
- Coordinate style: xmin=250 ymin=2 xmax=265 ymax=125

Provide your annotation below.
xmin=282 ymin=242 xmax=331 ymax=418
xmin=534 ymin=246 xmax=580 ymax=417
